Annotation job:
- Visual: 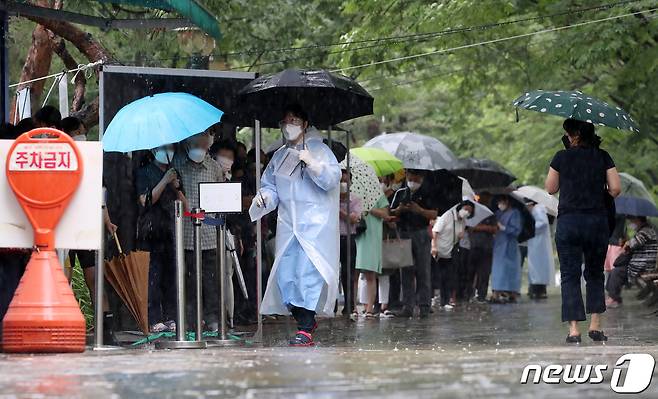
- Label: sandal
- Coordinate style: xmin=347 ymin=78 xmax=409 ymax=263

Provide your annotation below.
xmin=379 ymin=310 xmax=395 ymax=318
xmin=565 ymin=334 xmax=582 ymax=344
xmin=289 ymin=330 xmax=315 ymax=347
xmin=588 ymin=330 xmax=608 ymax=342
xmin=364 ymin=312 xmax=375 ymax=319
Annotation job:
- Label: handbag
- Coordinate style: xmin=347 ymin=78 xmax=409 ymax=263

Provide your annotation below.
xmin=382 ymin=230 xmax=414 ymax=269
xmin=355 ymin=217 xmax=367 ymax=237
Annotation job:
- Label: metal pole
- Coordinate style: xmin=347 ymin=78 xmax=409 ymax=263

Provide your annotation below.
xmin=254 ymin=120 xmax=263 ymax=343
xmin=93 ymin=210 xmax=104 ymax=348
xmin=156 ymin=201 xmax=205 ymax=349
xmin=345 ymin=129 xmax=352 ymax=316
xmin=193 ymin=207 xmax=203 ymax=342
xmin=207 ymin=216 xmax=240 ymax=347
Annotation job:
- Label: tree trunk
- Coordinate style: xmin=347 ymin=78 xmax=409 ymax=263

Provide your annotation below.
xmin=51 ymin=35 xmax=86 ymax=112
xmin=9 ymin=24 xmax=54 ymax=123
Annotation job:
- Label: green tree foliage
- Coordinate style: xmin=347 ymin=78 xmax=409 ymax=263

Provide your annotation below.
xmin=8 ymin=0 xmax=657 ymax=194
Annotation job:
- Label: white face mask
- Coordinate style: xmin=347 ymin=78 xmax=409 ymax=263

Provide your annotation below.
xmin=187 ymin=148 xmax=206 ymax=163
xmin=340 ymin=182 xmax=348 ymax=193
xmin=216 ymin=155 xmax=233 ymax=172
xmin=72 ymin=134 xmax=86 ymax=142
xmin=407 ymin=181 xmax=421 ymax=192
xmin=458 ymin=209 xmax=470 ymax=219
xmin=282 ymin=124 xmax=303 ymax=142
xmin=154 ymin=149 xmax=175 ymax=165
xmin=380 ymin=182 xmax=388 ymax=191
xmin=498 ymin=203 xmax=508 ymax=212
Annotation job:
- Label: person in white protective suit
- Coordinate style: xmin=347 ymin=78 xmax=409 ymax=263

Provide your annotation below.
xmin=525 ymin=200 xmax=555 ymax=299
xmin=249 ymin=104 xmax=341 ymax=347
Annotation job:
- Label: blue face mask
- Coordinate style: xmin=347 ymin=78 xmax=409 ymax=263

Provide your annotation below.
xmin=188 ymin=148 xmax=206 ymax=163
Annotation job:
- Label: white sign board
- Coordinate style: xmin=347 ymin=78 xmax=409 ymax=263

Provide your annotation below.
xmin=0 ymin=140 xmax=103 ymax=250
xmin=199 ymin=182 xmax=242 ymax=214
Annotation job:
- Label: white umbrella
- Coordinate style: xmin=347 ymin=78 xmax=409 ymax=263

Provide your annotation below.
xmin=465 ymin=201 xmax=495 ymax=227
xmin=513 ymin=185 xmax=558 ymax=217
xmin=460 ymin=177 xmax=475 ymax=199
xmin=363 ymin=132 xmax=458 ymax=170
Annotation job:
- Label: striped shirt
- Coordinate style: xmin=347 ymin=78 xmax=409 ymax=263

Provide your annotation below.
xmin=173 ymin=153 xmax=224 ymax=251
xmin=628 ymin=224 xmax=658 ymax=277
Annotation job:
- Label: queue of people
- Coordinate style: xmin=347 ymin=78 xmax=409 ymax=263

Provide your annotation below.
xmin=1 ymin=107 xmax=656 ymax=348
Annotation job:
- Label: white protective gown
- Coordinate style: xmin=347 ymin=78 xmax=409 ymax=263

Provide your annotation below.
xmin=527 ymin=204 xmax=555 ymax=286
xmin=250 ymin=128 xmax=341 ymax=316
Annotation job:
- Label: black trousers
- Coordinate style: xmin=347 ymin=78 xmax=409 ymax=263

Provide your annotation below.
xmin=556 ymin=214 xmax=608 ymax=322
xmin=456 ymin=247 xmax=473 ymax=301
xmin=339 ymin=235 xmax=357 ymax=313
xmin=185 ymin=249 xmax=219 ymax=326
xmin=291 ymin=306 xmax=316 ymax=333
xmin=471 ymin=247 xmax=493 ymax=301
xmin=401 ymin=229 xmax=432 ymax=310
xmin=148 ymin=246 xmax=177 ymax=325
xmin=435 ymin=257 xmax=456 ymax=306
xmin=605 ymin=264 xmax=627 ymax=303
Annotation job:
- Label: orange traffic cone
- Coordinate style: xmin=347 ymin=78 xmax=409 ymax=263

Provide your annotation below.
xmin=2 ymin=250 xmax=86 ymax=352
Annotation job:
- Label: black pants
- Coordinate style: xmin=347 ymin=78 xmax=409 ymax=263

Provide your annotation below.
xmin=471 ymin=247 xmax=493 ymax=301
xmin=291 ymin=306 xmax=316 ymax=333
xmin=605 ymin=264 xmax=627 ymax=303
xmin=456 ymin=247 xmax=473 ymax=301
xmin=556 ymin=214 xmax=608 ymax=322
xmin=528 ymin=284 xmax=547 ymax=297
xmin=0 ymin=252 xmax=29 ymax=321
xmin=185 ymin=249 xmax=219 ymax=326
xmin=339 ymin=235 xmax=357 ymax=313
xmin=401 ymin=229 xmax=432 ymax=311
xmin=435 ymin=257 xmax=456 ymax=306
xmin=148 ymin=245 xmax=177 ymax=325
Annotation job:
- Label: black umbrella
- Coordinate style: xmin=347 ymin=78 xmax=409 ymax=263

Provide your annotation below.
xmin=236 ymin=69 xmax=374 ymax=128
xmin=427 ymin=169 xmax=463 ymax=215
xmin=451 ymin=158 xmax=516 ymax=190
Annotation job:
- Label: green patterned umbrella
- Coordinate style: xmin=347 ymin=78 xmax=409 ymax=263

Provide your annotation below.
xmin=513 ymin=90 xmax=639 ymax=133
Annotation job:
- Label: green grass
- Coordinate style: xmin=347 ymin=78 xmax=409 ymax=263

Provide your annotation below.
xmin=70 ymin=259 xmax=94 ymax=329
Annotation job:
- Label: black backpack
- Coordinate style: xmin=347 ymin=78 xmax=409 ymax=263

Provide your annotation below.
xmin=517 ymin=206 xmax=536 ymax=243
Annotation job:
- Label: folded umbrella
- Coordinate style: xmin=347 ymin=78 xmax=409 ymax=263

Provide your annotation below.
xmin=102 ymin=92 xmax=224 ymax=152
xmin=364 ymin=132 xmax=458 ymax=171
xmin=452 ymin=158 xmax=516 ymax=190
xmin=615 ymin=196 xmax=658 ymax=217
xmin=340 ymin=155 xmax=384 ymax=212
xmin=104 ymin=234 xmax=150 ymax=334
xmin=350 ymin=147 xmax=404 ymax=177
xmin=512 ymin=90 xmax=639 ymax=133
xmin=513 ymin=185 xmax=559 ymax=217
xmin=236 ymin=68 xmax=373 ymax=128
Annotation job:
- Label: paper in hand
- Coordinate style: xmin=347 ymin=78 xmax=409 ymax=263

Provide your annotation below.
xmin=274 ymin=148 xmax=302 ymax=180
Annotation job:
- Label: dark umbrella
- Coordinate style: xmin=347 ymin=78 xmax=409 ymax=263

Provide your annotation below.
xmin=451 ymin=158 xmax=516 ymax=190
xmin=236 ymin=69 xmax=374 ymax=128
xmin=427 ymin=169 xmax=463 ymax=215
xmin=615 ymin=196 xmax=658 ymax=217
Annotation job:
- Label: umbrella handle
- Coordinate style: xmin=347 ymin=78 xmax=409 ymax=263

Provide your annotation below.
xmin=113 ymin=232 xmax=123 ymax=255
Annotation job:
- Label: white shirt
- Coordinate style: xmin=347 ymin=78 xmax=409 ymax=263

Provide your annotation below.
xmin=432 ymin=209 xmax=466 ymax=259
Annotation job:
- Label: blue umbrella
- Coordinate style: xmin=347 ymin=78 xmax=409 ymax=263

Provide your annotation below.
xmin=102 ymin=92 xmax=223 ymax=152
xmin=615 ymin=195 xmax=658 ymax=217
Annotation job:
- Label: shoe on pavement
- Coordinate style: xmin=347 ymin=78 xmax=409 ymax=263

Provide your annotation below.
xmin=442 ymin=304 xmax=454 ymax=311
xmin=379 ymin=310 xmax=395 ymax=319
xmin=289 ymin=331 xmax=315 ymax=347
xmin=605 ymin=297 xmax=621 ymax=308
xmin=151 ymin=322 xmax=168 ymax=333
xmin=164 ymin=320 xmax=176 ymax=333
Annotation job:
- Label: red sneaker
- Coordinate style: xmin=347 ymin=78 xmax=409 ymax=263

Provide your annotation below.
xmin=289 ymin=330 xmax=315 ymax=347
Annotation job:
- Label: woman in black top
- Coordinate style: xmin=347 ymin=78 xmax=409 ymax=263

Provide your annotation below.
xmin=545 ymin=119 xmax=620 ymax=343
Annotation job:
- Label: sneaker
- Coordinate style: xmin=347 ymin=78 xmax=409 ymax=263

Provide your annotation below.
xmin=150 ymin=322 xmax=168 ymax=333
xmin=164 ymin=320 xmax=176 ymax=333
xmin=379 ymin=310 xmax=395 ymax=319
xmin=442 ymin=304 xmax=454 ymax=311
xmin=207 ymin=321 xmax=219 ymax=332
xmin=289 ymin=331 xmax=315 ymax=347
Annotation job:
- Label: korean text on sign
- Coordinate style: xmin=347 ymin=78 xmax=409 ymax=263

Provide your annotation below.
xmin=8 ymin=143 xmax=79 ymax=171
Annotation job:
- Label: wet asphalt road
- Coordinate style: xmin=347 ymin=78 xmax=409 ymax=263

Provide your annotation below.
xmin=1 ymin=288 xmax=658 ymax=399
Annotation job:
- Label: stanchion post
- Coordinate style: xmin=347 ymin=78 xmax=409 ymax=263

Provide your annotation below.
xmin=192 ymin=207 xmax=203 ymax=342
xmin=254 ymin=119 xmax=263 ymax=343
xmin=156 ymin=201 xmax=206 ymax=350
xmin=93 ymin=211 xmax=104 ymax=348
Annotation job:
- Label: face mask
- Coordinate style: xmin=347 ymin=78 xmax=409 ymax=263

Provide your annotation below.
xmin=72 ymin=134 xmax=86 ymax=142
xmin=340 ymin=182 xmax=348 ymax=193
xmin=187 ymin=148 xmax=206 ymax=163
xmin=216 ymin=155 xmax=233 ymax=172
xmin=458 ymin=209 xmax=470 ymax=219
xmin=154 ymin=149 xmax=175 ymax=165
xmin=380 ymin=182 xmax=388 ymax=191
xmin=407 ymin=181 xmax=421 ymax=192
xmin=498 ymin=203 xmax=508 ymax=211
xmin=282 ymin=124 xmax=303 ymax=141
